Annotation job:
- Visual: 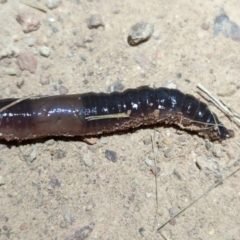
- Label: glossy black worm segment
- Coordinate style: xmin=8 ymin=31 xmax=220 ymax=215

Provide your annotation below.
xmin=0 ymin=86 xmax=233 ymax=141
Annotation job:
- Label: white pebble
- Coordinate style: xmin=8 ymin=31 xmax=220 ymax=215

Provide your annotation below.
xmin=4 ymin=67 xmax=17 ymax=75
xmin=162 ymin=80 xmax=177 ymax=89
xmin=145 ymin=158 xmax=153 ymax=166
xmin=0 ymin=176 xmax=5 ymax=186
xmin=83 ymin=155 xmax=93 ymax=167
xmin=26 ymin=37 xmax=36 ymax=47
xmin=217 ymin=85 xmax=236 ymax=97
xmin=48 ymin=17 xmax=56 ymax=22
xmin=46 ymin=0 xmax=61 ymax=9
xmin=145 ymin=192 xmax=152 ymax=198
xmin=39 ymin=46 xmax=51 ymax=57
xmin=87 ymin=14 xmax=104 ymax=29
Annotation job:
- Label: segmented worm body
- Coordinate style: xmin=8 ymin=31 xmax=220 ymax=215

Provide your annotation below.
xmin=0 ymin=86 xmax=232 ymax=141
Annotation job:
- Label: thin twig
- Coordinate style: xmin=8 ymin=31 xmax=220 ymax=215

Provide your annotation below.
xmin=85 ymin=113 xmax=130 ymax=121
xmin=151 ymin=130 xmax=159 ymax=231
xmin=0 ymin=95 xmax=41 ymax=113
xmin=197 ymin=83 xmax=240 ymax=127
xmin=0 ymin=97 xmax=28 ymax=113
xmin=157 ymin=165 xmax=240 ymax=231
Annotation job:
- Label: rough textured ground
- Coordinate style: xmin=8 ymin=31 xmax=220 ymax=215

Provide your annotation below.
xmin=0 ymin=0 xmax=240 ymax=239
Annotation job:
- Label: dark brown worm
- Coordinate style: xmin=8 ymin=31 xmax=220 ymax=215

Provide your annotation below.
xmin=0 ymin=86 xmax=233 ymax=141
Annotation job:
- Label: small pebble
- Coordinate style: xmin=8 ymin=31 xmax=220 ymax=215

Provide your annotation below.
xmin=143 ymin=136 xmax=151 ymax=145
xmin=161 ymin=229 xmax=173 ymax=239
xmin=87 ymin=14 xmax=104 ymax=29
xmin=201 ymin=22 xmax=210 ymax=30
xmin=105 ymin=149 xmax=117 ymax=162
xmin=83 ymin=137 xmax=98 ymax=145
xmin=169 ymin=218 xmax=176 ymax=226
xmin=131 ymin=178 xmax=138 ymax=188
xmin=205 ymin=140 xmax=212 ymax=150
xmin=0 ymin=176 xmax=5 ymax=186
xmin=139 ymin=165 xmax=147 ymax=171
xmin=0 ymin=47 xmax=19 ymax=59
xmin=145 ymin=158 xmax=153 ymax=166
xmin=66 ymin=223 xmax=95 ymax=240
xmin=80 ymin=55 xmax=86 ymax=61
xmin=19 ymin=222 xmax=28 ymax=230
xmin=16 ymin=79 xmax=24 ymax=88
xmin=212 ymin=145 xmax=222 ymax=158
xmin=40 ymin=76 xmax=50 ymax=85
xmin=157 ymin=13 xmax=167 ymax=19
xmin=198 ymin=157 xmax=221 ymax=175
xmin=100 ymin=137 xmax=108 ymax=144
xmin=35 ymin=195 xmax=43 ymax=207
xmin=152 ymin=30 xmax=161 ymax=40
xmin=134 ymin=53 xmax=152 ymax=70
xmin=162 ymin=137 xmax=172 ymax=145
xmin=164 ymin=148 xmax=173 ymax=158
xmin=20 ymin=145 xmax=38 ymax=163
xmin=107 ymin=81 xmax=124 ymax=92
xmin=46 ymin=0 xmax=62 ymax=9
xmin=39 ymin=46 xmax=51 ymax=57
xmin=85 ymin=198 xmax=95 ymax=211
xmin=26 ymin=37 xmax=36 ymax=47
xmin=169 ymin=206 xmax=180 ymax=217
xmin=145 ymin=192 xmax=152 ymax=198
xmin=217 ymin=84 xmax=236 ymax=97
xmin=48 ymin=17 xmax=56 ymax=22
xmin=59 ymin=85 xmax=68 ymax=95
xmin=15 ymin=193 xmax=25 ymax=204
xmin=2 ymin=225 xmax=8 ymax=231
xmin=162 ymin=80 xmax=177 ymax=89
xmin=60 ymin=221 xmax=67 ymax=229
xmin=49 ymin=178 xmax=61 ymax=188
xmin=16 ymin=13 xmax=40 ymax=33
xmin=4 ymin=67 xmax=17 ymax=75
xmin=0 ymin=57 xmax=12 ymax=66
xmin=53 ymin=149 xmax=66 ymax=159
xmin=139 ymin=227 xmax=145 ymax=236
xmin=128 ymin=22 xmax=154 ymax=46
xmin=45 ymin=139 xmax=55 ymax=146
xmin=76 ymin=36 xmax=94 ymax=48
xmin=213 ymin=13 xmax=240 ymax=41
xmin=112 ymin=8 xmax=120 ymax=14
xmin=64 ymin=214 xmax=74 ymax=223
xmin=17 ymin=52 xmax=37 ymax=73
xmin=83 ymin=154 xmax=93 ymax=167
xmin=209 ymin=229 xmax=215 ymax=236
xmin=173 ymin=169 xmax=181 ymax=180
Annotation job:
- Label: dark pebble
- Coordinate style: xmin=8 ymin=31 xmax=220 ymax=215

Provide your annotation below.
xmin=66 ymin=222 xmax=95 ymax=240
xmin=107 ymin=81 xmax=124 ymax=92
xmin=176 ymin=73 xmax=182 ymax=78
xmin=51 ymin=149 xmax=66 ymax=160
xmin=105 ymin=149 xmax=117 ymax=162
xmin=139 ymin=227 xmax=145 ymax=236
xmin=49 ymin=178 xmax=61 ymax=188
xmin=213 ymin=13 xmax=240 ymax=41
xmin=128 ymin=22 xmax=154 ymax=46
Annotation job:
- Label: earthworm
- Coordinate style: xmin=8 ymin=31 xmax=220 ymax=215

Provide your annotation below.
xmin=0 ymin=86 xmax=233 ymax=141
